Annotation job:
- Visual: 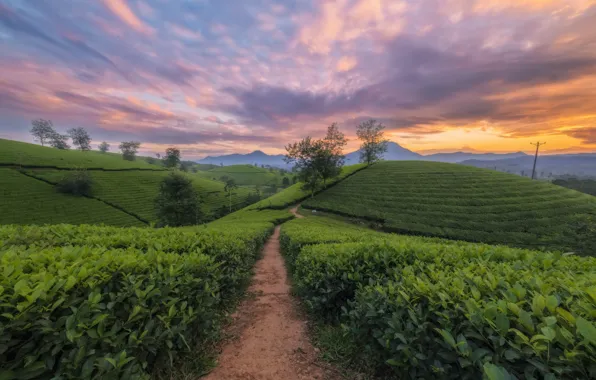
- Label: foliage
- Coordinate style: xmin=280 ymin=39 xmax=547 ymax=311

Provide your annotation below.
xmin=553 ymin=177 xmax=596 ymax=196
xmin=282 ymin=176 xmax=290 ymax=187
xmin=285 ymin=124 xmax=348 ymax=196
xmin=98 ymin=141 xmax=110 ymax=153
xmin=56 ymin=169 xmax=94 ymax=196
xmin=155 ymin=172 xmax=202 ymax=227
xmin=0 ymin=212 xmax=278 ymax=379
xmin=119 ymin=141 xmax=141 ymax=161
xmin=49 ymin=131 xmax=70 ymax=150
xmin=247 ymin=164 xmax=366 ymax=210
xmin=163 ymin=147 xmax=181 ymax=168
xmin=303 ymin=161 xmax=596 ymax=255
xmin=0 ymin=169 xmax=144 ymax=226
xmin=356 ymin=119 xmax=388 ymax=165
xmin=67 ymin=127 xmax=92 ymax=151
xmin=280 ymin=216 xmax=596 ymax=379
xmin=30 ymin=119 xmax=55 ymax=146
xmin=0 ymin=139 xmax=162 ymax=170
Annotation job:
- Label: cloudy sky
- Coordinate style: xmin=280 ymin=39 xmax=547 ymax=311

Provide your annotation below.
xmin=1 ymin=0 xmax=595 ymax=158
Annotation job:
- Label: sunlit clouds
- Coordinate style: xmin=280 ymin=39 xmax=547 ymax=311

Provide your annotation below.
xmin=0 ymin=0 xmax=595 ymax=158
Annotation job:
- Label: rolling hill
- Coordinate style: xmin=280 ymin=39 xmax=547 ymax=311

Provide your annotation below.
xmin=195 ymin=164 xmax=288 ymax=186
xmin=0 ymin=139 xmax=256 ymax=226
xmin=302 ymin=161 xmax=596 ymax=253
xmin=463 ymin=154 xmax=596 ymax=178
xmin=197 ymin=150 xmax=288 ymax=168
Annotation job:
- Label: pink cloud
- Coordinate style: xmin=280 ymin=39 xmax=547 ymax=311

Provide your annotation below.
xmin=102 ymin=0 xmax=154 ymax=35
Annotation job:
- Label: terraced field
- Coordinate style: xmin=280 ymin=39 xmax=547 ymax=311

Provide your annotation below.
xmin=0 ymin=138 xmax=161 ymax=170
xmin=303 ymin=161 xmax=596 ymax=252
xmin=280 ymin=215 xmax=596 ymax=379
xmin=0 ymin=169 xmax=144 ymax=226
xmin=195 ymin=164 xmax=285 ymax=186
xmin=24 ymin=169 xmax=253 ymax=223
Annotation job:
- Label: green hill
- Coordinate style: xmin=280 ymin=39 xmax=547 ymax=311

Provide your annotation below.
xmin=0 ymin=139 xmax=257 ymax=226
xmin=196 ymin=164 xmax=287 ymax=186
xmin=303 ymin=161 xmax=596 ymax=253
xmin=0 ymin=138 xmax=162 ymax=170
xmin=0 ymin=169 xmax=144 ymax=226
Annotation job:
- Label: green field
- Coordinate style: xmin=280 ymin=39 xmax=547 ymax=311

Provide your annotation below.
xmin=0 ymin=138 xmax=162 ymax=170
xmin=23 ymin=169 xmax=253 ymax=223
xmin=195 ymin=164 xmax=288 ymax=186
xmin=303 ymin=161 xmax=596 ymax=252
xmin=0 ymin=169 xmax=144 ymax=226
xmin=248 ymin=163 xmax=366 ymax=210
xmin=280 ymin=215 xmax=596 ymax=379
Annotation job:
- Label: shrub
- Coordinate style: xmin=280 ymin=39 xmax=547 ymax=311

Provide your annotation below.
xmin=56 ymin=169 xmax=93 ymax=196
xmin=155 ymin=172 xmax=202 ymax=227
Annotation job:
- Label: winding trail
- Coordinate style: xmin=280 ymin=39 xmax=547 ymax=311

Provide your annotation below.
xmin=204 ymin=207 xmax=336 ymax=380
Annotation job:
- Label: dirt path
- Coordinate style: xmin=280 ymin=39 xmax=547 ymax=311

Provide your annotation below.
xmin=290 ymin=205 xmax=304 ymax=219
xmin=203 ymin=225 xmax=337 ymax=380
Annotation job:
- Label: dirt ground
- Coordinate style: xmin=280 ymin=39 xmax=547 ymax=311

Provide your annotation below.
xmin=202 ymin=222 xmax=338 ymax=380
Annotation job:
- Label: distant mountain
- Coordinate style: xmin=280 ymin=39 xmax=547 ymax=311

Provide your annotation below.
xmin=462 ymin=154 xmax=596 ymax=178
xmin=423 ymin=151 xmax=528 ymax=163
xmin=345 ymin=141 xmax=422 ymax=164
xmin=197 ymin=150 xmax=289 ymax=168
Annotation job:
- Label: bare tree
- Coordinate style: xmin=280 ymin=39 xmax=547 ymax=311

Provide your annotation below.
xmin=356 ymin=119 xmax=388 ymax=165
xmin=30 ymin=119 xmax=55 ymax=146
xmin=67 ymin=127 xmax=92 ymax=151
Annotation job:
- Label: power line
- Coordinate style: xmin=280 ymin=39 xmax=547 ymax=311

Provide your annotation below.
xmin=530 ymin=141 xmax=546 ymax=180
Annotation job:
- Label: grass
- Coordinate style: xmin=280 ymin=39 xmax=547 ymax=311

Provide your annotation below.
xmin=24 ymin=169 xmax=254 ymax=223
xmin=0 ymin=138 xmax=163 ymax=170
xmin=248 ymin=163 xmax=367 ymax=210
xmin=195 ymin=164 xmax=288 ymax=186
xmin=303 ymin=161 xmax=596 ymax=253
xmin=0 ymin=169 xmax=144 ymax=226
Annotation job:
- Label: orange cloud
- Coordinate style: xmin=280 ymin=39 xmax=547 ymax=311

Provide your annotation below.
xmin=336 ymin=56 xmax=358 ymax=72
xmin=103 ymin=0 xmax=154 ymax=34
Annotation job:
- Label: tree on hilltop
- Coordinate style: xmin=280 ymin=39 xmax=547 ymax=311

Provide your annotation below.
xmin=30 ymin=119 xmax=55 ymax=146
xmin=163 ymin=147 xmax=181 ymax=168
xmin=68 ymin=127 xmax=92 ymax=151
xmin=119 ymin=141 xmax=141 ymax=161
xmin=285 ymin=123 xmax=347 ymax=196
xmin=356 ymin=119 xmax=388 ymax=165
xmin=224 ymin=178 xmax=238 ymax=213
xmin=99 ymin=141 xmax=110 ymax=153
xmin=49 ymin=131 xmax=70 ymax=150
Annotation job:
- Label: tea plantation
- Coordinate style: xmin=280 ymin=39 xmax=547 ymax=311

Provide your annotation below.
xmin=303 ymin=161 xmax=596 ymax=253
xmin=280 ymin=215 xmax=596 ymax=379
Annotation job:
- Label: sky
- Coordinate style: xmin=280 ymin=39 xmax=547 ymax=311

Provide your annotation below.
xmin=1 ymin=0 xmax=595 ymax=159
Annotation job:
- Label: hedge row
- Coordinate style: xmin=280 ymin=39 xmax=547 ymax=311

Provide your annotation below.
xmin=280 ymin=217 xmax=596 ymax=379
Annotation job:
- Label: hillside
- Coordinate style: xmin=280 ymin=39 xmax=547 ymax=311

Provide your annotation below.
xmin=302 ymin=161 xmax=596 ymax=253
xmin=0 ymin=138 xmax=162 ymax=170
xmin=196 ymin=164 xmax=289 ymax=186
xmin=197 ymin=150 xmax=288 ymax=168
xmin=0 ymin=139 xmax=257 ymax=226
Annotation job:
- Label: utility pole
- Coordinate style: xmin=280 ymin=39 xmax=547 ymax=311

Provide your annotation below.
xmin=530 ymin=141 xmax=546 ymax=180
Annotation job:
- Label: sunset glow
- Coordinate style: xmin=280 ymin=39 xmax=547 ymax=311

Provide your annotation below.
xmin=1 ymin=0 xmax=595 ymax=158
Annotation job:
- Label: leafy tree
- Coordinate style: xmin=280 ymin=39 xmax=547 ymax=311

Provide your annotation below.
xmin=318 ymin=123 xmax=348 ymax=187
xmin=356 ymin=119 xmax=388 ymax=165
xmin=49 ymin=131 xmax=70 ymax=150
xmin=292 ymin=175 xmax=298 ymax=184
xmin=99 ymin=141 xmax=110 ymax=153
xmin=285 ymin=136 xmax=324 ymax=198
xmin=224 ymin=179 xmax=237 ymax=213
xmin=163 ymin=147 xmax=181 ymax=168
xmin=56 ymin=169 xmax=93 ymax=196
xmin=282 ymin=176 xmax=290 ymax=187
xmin=155 ymin=172 xmax=202 ymax=226
xmin=30 ymin=119 xmax=55 ymax=146
xmin=119 ymin=141 xmax=141 ymax=161
xmin=67 ymin=127 xmax=92 ymax=151
xmin=179 ymin=162 xmax=191 ymax=172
